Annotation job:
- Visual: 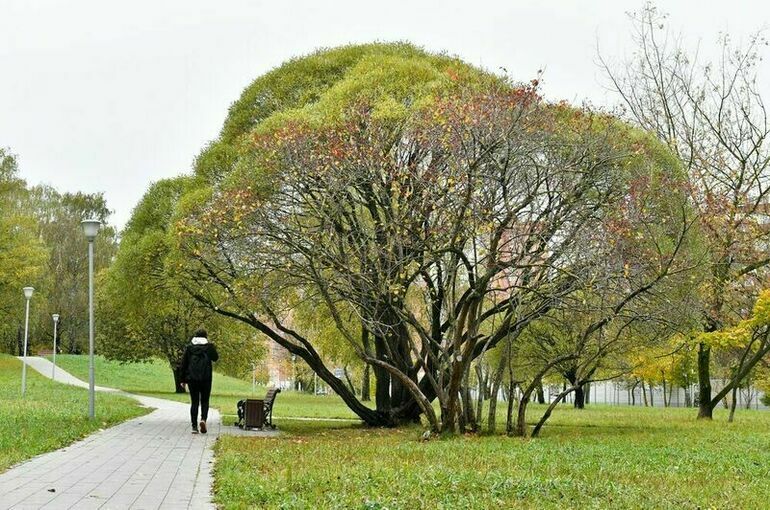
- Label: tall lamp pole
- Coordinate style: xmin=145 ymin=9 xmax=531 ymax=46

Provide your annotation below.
xmin=81 ymin=219 xmax=101 ymax=419
xmin=21 ymin=286 xmax=34 ymax=396
xmin=52 ymin=314 xmax=60 ymax=380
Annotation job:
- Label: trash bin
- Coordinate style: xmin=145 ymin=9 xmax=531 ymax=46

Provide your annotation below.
xmin=244 ymin=399 xmax=265 ymax=429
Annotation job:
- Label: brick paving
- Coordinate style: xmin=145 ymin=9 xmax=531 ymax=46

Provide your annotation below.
xmin=0 ymin=357 xmax=219 ymax=509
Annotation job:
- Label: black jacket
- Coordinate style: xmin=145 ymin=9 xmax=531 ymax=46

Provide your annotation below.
xmin=180 ymin=341 xmax=219 ymax=383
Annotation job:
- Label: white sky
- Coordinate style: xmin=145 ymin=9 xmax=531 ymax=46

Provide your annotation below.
xmin=1 ymin=1 xmax=768 ymax=228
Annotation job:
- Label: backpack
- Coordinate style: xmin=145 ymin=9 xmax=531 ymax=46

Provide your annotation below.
xmin=188 ymin=346 xmax=210 ymax=382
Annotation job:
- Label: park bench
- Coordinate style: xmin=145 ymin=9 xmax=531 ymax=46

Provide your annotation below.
xmin=236 ymin=387 xmax=281 ymax=430
xmin=262 ymin=387 xmax=280 ymax=429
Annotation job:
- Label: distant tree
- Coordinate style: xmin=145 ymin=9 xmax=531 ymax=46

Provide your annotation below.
xmin=696 ymin=290 xmax=770 ymax=421
xmin=98 ymin=177 xmax=262 ymax=392
xmin=603 ymin=5 xmax=770 ymax=419
xmin=517 ymin=282 xmax=693 ymax=438
xmin=27 ymin=186 xmax=117 ymax=354
xmin=0 ymin=148 xmax=46 ymax=353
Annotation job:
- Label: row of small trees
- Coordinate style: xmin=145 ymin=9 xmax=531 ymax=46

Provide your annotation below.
xmin=0 ymin=149 xmax=262 ymax=388
xmin=0 ymin=148 xmax=116 ymax=356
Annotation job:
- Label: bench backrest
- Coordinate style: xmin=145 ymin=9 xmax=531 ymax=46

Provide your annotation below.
xmin=264 ymin=387 xmax=281 ymax=405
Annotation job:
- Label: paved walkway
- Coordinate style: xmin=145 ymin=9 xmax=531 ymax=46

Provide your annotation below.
xmin=0 ymin=357 xmax=219 ymax=510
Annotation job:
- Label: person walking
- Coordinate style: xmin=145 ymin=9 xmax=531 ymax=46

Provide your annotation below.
xmin=180 ymin=328 xmax=219 ymax=434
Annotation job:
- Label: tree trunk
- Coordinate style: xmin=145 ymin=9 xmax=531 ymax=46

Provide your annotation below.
xmin=474 ymin=364 xmax=486 ymax=429
xmin=511 ymin=355 xmax=578 ymax=436
xmin=487 ymin=353 xmax=506 ymax=433
xmin=531 ymin=385 xmax=577 ymax=438
xmin=279 ymin=336 xmax=395 ymax=427
xmin=662 ymin=377 xmax=668 ymax=407
xmin=573 ymin=385 xmax=586 ymax=409
xmin=457 ymin=391 xmax=467 ymax=433
xmin=361 ymin=328 xmax=371 ymax=401
xmin=536 ymin=383 xmax=546 ymax=404
xmin=720 ymin=380 xmax=729 ymax=409
xmin=461 ymin=384 xmax=476 ymax=432
xmin=697 ymin=342 xmax=713 ymax=419
xmin=728 ymin=385 xmax=738 ymax=423
xmin=505 ymin=379 xmax=516 ymax=436
xmin=361 ymin=365 xmax=371 ymax=401
xmin=584 ymin=383 xmax=590 ymax=405
xmin=486 ymin=384 xmax=500 ymax=434
xmin=373 ymin=335 xmax=391 ymax=412
xmin=210 ymin=302 xmax=403 ymax=427
xmin=385 ymin=328 xmax=413 ymax=412
xmin=641 ymin=380 xmax=648 ymax=407
xmin=513 ymin=395 xmax=529 ymax=437
xmin=564 ymin=369 xmax=583 ymax=409
xmin=343 ymin=366 xmax=357 ymax=395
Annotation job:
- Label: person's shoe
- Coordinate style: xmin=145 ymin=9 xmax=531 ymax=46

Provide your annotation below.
xmin=199 ymin=420 xmax=207 ymax=434
xmin=191 ymin=424 xmax=199 ymax=434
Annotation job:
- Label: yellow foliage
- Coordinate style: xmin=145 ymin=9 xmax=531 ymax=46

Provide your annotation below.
xmin=698 ymin=289 xmax=770 ymax=350
xmin=749 ymin=289 xmax=770 ymax=327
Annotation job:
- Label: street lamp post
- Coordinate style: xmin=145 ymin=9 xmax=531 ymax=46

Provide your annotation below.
xmin=21 ymin=286 xmax=34 ymax=396
xmin=52 ymin=314 xmax=60 ymax=380
xmin=81 ymin=218 xmax=101 ymax=419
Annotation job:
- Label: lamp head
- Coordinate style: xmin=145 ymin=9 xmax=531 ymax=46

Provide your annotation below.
xmin=52 ymin=314 xmax=60 ymax=323
xmin=81 ymin=218 xmax=101 ymax=241
xmin=23 ymin=287 xmax=34 ymax=299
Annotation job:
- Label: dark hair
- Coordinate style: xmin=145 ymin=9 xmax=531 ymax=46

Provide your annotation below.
xmin=193 ymin=328 xmax=208 ymax=338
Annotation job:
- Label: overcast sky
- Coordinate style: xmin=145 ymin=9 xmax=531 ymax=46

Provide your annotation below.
xmin=1 ymin=1 xmax=768 ymax=228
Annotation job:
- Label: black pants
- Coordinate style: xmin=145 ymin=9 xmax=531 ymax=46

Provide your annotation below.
xmin=188 ymin=379 xmax=212 ymax=425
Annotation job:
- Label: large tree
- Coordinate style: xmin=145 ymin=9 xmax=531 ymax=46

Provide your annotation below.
xmin=172 ymin=44 xmax=693 ymax=433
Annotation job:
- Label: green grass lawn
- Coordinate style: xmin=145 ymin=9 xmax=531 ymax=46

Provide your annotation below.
xmin=0 ymin=355 xmax=148 ymax=473
xmin=47 ymin=354 xmax=769 ymax=508
xmin=213 ymin=405 xmax=770 ymax=509
xmin=51 ymin=355 xmax=364 ymax=421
